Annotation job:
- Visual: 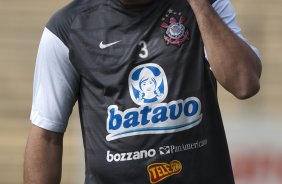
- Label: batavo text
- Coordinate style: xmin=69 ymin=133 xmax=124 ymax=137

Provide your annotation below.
xmin=106 ymin=97 xmax=202 ymax=141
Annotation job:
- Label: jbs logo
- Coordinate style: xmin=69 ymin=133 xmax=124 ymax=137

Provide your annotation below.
xmin=106 ymin=63 xmax=202 ymax=141
xmin=147 ymin=160 xmax=182 ymax=184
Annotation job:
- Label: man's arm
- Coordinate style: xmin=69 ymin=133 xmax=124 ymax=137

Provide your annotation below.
xmin=187 ymin=0 xmax=262 ymax=99
xmin=24 ymin=125 xmax=63 ymax=184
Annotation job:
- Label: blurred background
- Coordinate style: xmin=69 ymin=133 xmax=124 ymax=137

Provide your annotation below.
xmin=0 ymin=0 xmax=281 ymax=183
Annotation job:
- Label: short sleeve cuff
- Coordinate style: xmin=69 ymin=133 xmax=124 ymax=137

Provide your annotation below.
xmin=30 ymin=111 xmax=67 ymax=133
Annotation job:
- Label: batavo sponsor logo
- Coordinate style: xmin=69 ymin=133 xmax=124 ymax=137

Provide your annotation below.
xmin=105 ymin=63 xmax=203 ymax=141
xmin=147 ymin=160 xmax=182 ymax=184
xmin=106 ymin=149 xmax=156 ymax=162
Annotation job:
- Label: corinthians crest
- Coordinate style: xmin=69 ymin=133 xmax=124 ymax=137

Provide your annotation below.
xmin=161 ymin=9 xmax=189 ymax=46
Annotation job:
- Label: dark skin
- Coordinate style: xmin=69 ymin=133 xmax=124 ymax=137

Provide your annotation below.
xmin=24 ymin=126 xmax=63 ymax=184
xmin=187 ymin=0 xmax=261 ymax=99
xmin=24 ymin=0 xmax=261 ymax=183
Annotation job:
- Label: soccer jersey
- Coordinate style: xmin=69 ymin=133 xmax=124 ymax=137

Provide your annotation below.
xmin=30 ymin=0 xmax=260 ymax=183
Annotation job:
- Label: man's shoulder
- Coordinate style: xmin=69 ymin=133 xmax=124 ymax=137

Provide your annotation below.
xmin=46 ymin=0 xmax=101 ymax=47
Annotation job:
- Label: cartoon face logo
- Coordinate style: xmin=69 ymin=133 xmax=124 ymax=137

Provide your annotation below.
xmin=129 ymin=63 xmax=168 ymax=106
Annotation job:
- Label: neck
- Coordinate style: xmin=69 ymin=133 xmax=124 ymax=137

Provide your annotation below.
xmin=119 ymin=0 xmax=153 ymax=5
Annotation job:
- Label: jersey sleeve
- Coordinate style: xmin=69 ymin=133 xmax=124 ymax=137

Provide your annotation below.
xmin=210 ymin=0 xmax=261 ymax=58
xmin=30 ymin=27 xmax=79 ymax=133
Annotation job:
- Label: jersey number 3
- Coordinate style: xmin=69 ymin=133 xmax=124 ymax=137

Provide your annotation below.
xmin=139 ymin=41 xmax=149 ymax=59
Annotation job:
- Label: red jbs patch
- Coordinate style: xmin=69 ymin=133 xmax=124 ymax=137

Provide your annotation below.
xmin=147 ymin=160 xmax=182 ymax=184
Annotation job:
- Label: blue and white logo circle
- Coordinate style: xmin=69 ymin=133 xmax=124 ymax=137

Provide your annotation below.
xmin=128 ymin=63 xmax=168 ymax=106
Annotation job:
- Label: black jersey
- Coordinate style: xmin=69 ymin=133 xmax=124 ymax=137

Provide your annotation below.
xmin=42 ymin=0 xmax=235 ymax=183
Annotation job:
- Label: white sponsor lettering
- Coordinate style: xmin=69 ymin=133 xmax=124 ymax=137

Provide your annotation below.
xmin=159 ymin=139 xmax=208 ymax=155
xmin=106 ymin=97 xmax=202 ymax=141
xmin=107 ymin=149 xmax=156 ymax=162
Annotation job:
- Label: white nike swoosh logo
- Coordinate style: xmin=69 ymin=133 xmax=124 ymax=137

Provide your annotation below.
xmin=99 ymin=40 xmax=121 ymax=49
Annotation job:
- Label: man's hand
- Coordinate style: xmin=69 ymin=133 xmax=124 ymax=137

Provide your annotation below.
xmin=187 ymin=0 xmax=262 ymax=99
xmin=24 ymin=125 xmax=63 ymax=184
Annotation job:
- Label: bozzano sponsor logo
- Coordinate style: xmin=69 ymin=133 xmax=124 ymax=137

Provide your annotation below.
xmin=147 ymin=160 xmax=182 ymax=184
xmin=107 ymin=149 xmax=156 ymax=162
